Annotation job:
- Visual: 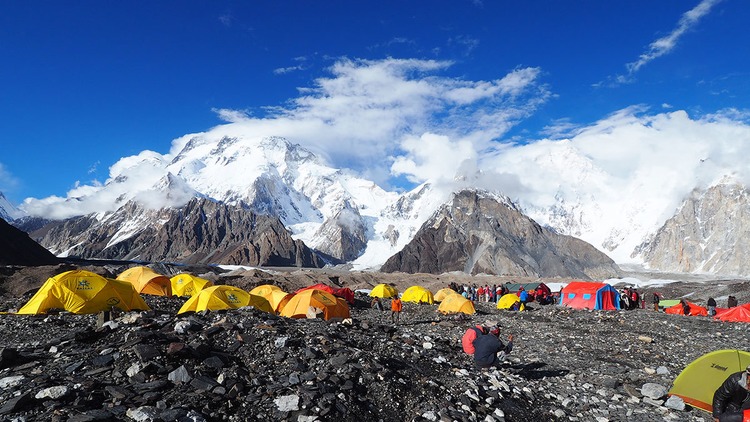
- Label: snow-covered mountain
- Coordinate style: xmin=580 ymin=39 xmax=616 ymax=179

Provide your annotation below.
xmin=18 ymin=134 xmax=443 ymax=268
xmin=0 ymin=192 xmax=22 ymax=221
xmin=12 ymin=126 xmax=750 ymax=276
xmin=634 ymin=182 xmax=750 ymax=277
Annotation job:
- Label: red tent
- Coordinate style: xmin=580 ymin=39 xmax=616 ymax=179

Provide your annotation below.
xmin=714 ymin=306 xmax=750 ymax=323
xmin=295 ymin=283 xmax=354 ymax=305
xmin=664 ymin=301 xmax=708 ymax=316
xmin=559 ymin=281 xmax=620 ymax=310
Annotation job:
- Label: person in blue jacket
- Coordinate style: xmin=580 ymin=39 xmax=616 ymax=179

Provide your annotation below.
xmin=473 ymin=327 xmax=514 ymax=369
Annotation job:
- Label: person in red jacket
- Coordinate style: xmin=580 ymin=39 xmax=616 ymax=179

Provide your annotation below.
xmin=390 ymin=297 xmax=403 ymax=324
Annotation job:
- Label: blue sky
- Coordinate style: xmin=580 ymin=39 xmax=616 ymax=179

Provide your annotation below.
xmin=2 ymin=0 xmax=748 ymax=206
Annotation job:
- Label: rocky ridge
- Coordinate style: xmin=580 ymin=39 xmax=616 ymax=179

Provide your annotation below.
xmin=20 ymin=198 xmax=326 ymax=268
xmin=0 ymin=218 xmax=58 ymax=266
xmin=381 ymin=190 xmax=621 ymax=280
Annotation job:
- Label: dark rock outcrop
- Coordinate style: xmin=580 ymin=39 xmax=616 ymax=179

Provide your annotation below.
xmin=381 ymin=190 xmax=621 ymax=279
xmin=0 ymin=218 xmax=58 ymax=266
xmin=26 ymin=198 xmax=324 ymax=267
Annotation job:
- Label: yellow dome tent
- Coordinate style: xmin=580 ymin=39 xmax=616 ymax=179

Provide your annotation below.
xmin=117 ymin=266 xmax=172 ymax=296
xmin=280 ymin=289 xmax=350 ymax=321
xmin=437 ymin=294 xmax=475 ymax=315
xmin=369 ymin=284 xmax=398 ymax=298
xmin=669 ymin=349 xmax=750 ymax=412
xmin=250 ymin=285 xmax=293 ymax=313
xmin=434 ymin=288 xmax=458 ymax=302
xmin=401 ymin=286 xmax=434 ymax=304
xmin=170 ymin=273 xmax=214 ymax=297
xmin=18 ymin=270 xmax=150 ymax=315
xmin=178 ymin=285 xmax=273 ymax=314
xmin=497 ymin=293 xmax=524 ymax=311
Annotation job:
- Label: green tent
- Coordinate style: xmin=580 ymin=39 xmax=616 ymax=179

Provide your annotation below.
xmin=669 ymin=349 xmax=750 ymax=412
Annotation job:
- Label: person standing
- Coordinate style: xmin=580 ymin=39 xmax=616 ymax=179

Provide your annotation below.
xmin=680 ymin=298 xmax=691 ymax=316
xmin=652 ymin=292 xmax=660 ymax=311
xmin=707 ymin=297 xmax=717 ymax=317
xmin=712 ymin=365 xmax=750 ymax=421
xmin=390 ymin=297 xmax=403 ymax=324
xmin=519 ymin=287 xmax=528 ymax=311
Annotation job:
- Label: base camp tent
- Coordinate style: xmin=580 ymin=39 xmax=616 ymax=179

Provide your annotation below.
xmin=369 ymin=284 xmax=398 ymax=299
xmin=497 ymin=293 xmax=524 ymax=311
xmin=249 ymin=285 xmax=293 ymax=313
xmin=281 ymin=289 xmax=350 ymax=321
xmin=295 ymin=283 xmax=355 ymax=305
xmin=178 ymin=285 xmax=272 ymax=314
xmin=714 ymin=305 xmax=750 ymax=323
xmin=560 ymin=282 xmax=620 ymax=310
xmin=664 ymin=301 xmax=708 ymax=316
xmin=170 ymin=274 xmax=213 ymax=297
xmin=117 ymin=266 xmax=172 ymax=296
xmin=434 ymin=288 xmax=458 ymax=302
xmin=503 ymin=282 xmax=552 ymax=298
xmin=18 ymin=270 xmax=150 ymax=315
xmin=437 ymin=294 xmax=475 ymax=315
xmin=669 ymin=349 xmax=750 ymax=412
xmin=401 ymin=286 xmax=434 ymax=304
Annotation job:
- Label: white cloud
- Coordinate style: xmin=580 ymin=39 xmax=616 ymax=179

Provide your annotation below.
xmin=626 ymin=0 xmax=721 ymax=74
xmin=24 ymin=57 xmax=549 ymax=219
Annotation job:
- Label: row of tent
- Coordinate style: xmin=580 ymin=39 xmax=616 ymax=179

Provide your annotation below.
xmin=368 ymin=284 xmax=530 ymax=315
xmin=16 ymin=269 xmax=351 ymax=321
xmin=663 ymin=300 xmax=750 ymax=323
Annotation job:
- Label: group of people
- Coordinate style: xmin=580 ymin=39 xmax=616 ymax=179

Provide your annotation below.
xmin=445 ymin=281 xmax=556 ymax=308
xmin=619 ymin=287 xmax=645 ymax=310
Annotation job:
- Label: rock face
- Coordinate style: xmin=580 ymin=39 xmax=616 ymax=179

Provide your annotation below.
xmin=310 ymin=201 xmax=368 ymax=262
xmin=636 ymin=183 xmax=750 ymax=277
xmin=25 ymin=198 xmax=325 ymax=267
xmin=381 ymin=190 xmax=621 ymax=279
xmin=0 ymin=218 xmax=58 ymax=266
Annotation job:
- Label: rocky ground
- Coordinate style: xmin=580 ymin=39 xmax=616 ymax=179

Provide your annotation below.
xmin=0 ymin=263 xmax=749 ymax=421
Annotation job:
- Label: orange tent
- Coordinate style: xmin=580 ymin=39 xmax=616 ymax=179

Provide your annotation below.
xmin=117 ymin=266 xmax=172 ymax=296
xmin=714 ymin=306 xmax=750 ymax=323
xmin=664 ymin=301 xmax=708 ymax=316
xmin=281 ymin=289 xmax=350 ymax=321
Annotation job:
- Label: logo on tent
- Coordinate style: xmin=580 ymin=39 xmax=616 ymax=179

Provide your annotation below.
xmin=77 ymin=280 xmax=93 ymax=290
xmin=106 ymin=298 xmax=121 ymax=307
xmin=711 ymin=363 xmax=728 ymax=371
xmin=227 ymin=294 xmax=240 ymax=304
xmin=177 ymin=278 xmax=185 ymax=284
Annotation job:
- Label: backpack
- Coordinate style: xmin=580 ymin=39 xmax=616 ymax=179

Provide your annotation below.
xmin=461 ymin=325 xmax=487 ymax=355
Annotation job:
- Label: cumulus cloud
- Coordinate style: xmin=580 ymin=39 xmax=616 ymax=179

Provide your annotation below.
xmin=23 ymin=57 xmax=548 ymax=219
xmin=628 ymin=0 xmax=721 ymax=75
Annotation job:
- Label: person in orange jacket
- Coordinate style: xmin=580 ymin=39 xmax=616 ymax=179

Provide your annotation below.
xmin=390 ymin=297 xmax=403 ymax=324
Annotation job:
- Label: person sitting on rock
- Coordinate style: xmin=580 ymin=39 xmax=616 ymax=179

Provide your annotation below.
xmin=472 ymin=327 xmax=513 ymax=370
xmin=712 ymin=364 xmax=750 ymax=422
